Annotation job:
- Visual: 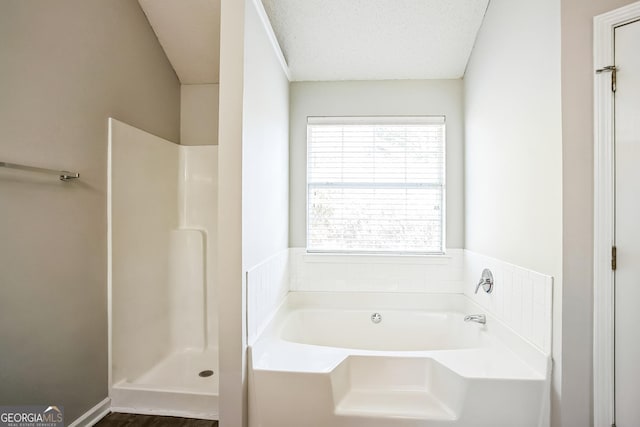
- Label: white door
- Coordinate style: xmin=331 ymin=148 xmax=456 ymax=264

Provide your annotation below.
xmin=615 ymin=18 xmax=640 ymax=427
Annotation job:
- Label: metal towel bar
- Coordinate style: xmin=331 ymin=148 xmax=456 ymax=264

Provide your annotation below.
xmin=0 ymin=161 xmax=79 ymax=181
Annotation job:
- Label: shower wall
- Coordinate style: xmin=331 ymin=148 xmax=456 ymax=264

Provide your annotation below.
xmin=109 ymin=118 xmax=218 ymax=386
xmin=178 ymin=146 xmax=218 ymax=349
xmin=110 ymin=119 xmax=178 ymax=383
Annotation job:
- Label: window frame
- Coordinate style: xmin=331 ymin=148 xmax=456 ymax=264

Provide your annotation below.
xmin=305 ymin=115 xmax=447 ymax=256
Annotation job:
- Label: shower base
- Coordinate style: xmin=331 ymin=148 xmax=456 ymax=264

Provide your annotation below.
xmin=111 ymin=348 xmax=219 ymax=420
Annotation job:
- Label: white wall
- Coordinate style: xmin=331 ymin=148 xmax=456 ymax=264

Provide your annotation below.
xmin=110 ymin=119 xmax=179 ymax=384
xmin=561 ymin=0 xmax=637 ymax=425
xmin=217 ymin=0 xmax=289 ymax=425
xmin=464 ymin=0 xmax=562 ymax=279
xmin=217 ymin=0 xmax=245 ymax=423
xmin=463 ymin=0 xmax=562 ymax=425
xmin=242 ymin=0 xmax=290 ymax=351
xmin=181 ymin=84 xmax=219 ymax=145
xmin=289 ymin=79 xmax=464 ymax=249
xmin=242 ymin=2 xmax=289 ymax=271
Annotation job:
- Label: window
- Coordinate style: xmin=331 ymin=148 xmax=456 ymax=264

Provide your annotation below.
xmin=307 ymin=116 xmax=446 ymax=254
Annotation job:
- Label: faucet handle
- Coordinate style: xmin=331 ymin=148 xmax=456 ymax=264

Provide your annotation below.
xmin=474 ymin=269 xmax=494 ymax=294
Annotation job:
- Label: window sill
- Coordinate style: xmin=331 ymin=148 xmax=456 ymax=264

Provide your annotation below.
xmin=301 ymin=250 xmax=460 ymax=265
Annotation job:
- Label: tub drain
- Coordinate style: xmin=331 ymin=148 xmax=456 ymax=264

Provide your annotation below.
xmin=199 ymin=370 xmax=214 ymax=378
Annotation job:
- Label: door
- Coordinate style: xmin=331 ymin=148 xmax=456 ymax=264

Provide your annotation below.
xmin=615 ymin=18 xmax=640 ymax=427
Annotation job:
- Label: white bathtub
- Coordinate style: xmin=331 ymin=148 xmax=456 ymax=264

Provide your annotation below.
xmin=282 ymin=309 xmax=484 ymax=351
xmin=249 ymin=292 xmax=550 ymax=427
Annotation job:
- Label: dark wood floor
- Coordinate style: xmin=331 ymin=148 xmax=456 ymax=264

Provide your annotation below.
xmin=95 ymin=412 xmax=218 ymax=426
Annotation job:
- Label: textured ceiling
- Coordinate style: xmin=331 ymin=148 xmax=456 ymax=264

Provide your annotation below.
xmin=261 ymin=0 xmax=489 ymax=81
xmin=138 ymin=0 xmax=220 ymax=84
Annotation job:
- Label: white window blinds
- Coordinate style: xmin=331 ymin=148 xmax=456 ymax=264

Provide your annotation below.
xmin=307 ymin=116 xmax=446 ymax=254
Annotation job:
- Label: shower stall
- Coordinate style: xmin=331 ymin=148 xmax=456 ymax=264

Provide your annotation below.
xmin=108 ymin=118 xmax=218 ymax=419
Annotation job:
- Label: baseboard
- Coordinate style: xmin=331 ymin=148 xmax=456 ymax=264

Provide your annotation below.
xmin=68 ymin=397 xmax=111 ymax=427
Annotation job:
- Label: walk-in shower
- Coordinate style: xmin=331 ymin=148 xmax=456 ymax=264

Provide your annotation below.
xmin=108 ymin=118 xmax=218 ymax=419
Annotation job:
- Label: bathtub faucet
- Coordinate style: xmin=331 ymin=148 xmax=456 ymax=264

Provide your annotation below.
xmin=464 ymin=314 xmax=486 ymax=324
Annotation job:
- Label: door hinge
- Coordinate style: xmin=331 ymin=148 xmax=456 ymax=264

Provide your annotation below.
xmin=596 ymin=65 xmax=617 ymax=92
xmin=612 ymin=246 xmax=617 ymax=271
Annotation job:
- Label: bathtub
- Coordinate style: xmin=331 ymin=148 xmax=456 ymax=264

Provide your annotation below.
xmin=249 ymin=292 xmax=550 ymax=427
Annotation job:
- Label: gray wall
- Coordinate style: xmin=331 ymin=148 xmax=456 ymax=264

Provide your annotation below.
xmin=289 ymin=80 xmax=464 ymax=249
xmin=0 ymin=0 xmax=180 ymax=422
xmin=560 ymin=0 xmax=636 ymax=425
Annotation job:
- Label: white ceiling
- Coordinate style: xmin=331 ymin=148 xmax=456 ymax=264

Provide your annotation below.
xmin=138 ymin=0 xmax=220 ymax=84
xmin=261 ymin=0 xmax=489 ymax=81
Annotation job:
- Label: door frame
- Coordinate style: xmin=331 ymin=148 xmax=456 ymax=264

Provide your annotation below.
xmin=594 ymin=3 xmax=640 ymax=426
